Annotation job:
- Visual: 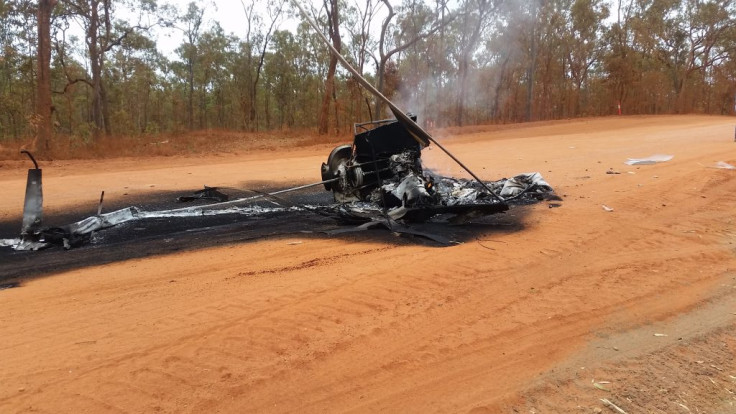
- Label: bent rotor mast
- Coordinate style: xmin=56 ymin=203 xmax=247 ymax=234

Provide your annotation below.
xmin=288 ymin=0 xmax=505 ymax=204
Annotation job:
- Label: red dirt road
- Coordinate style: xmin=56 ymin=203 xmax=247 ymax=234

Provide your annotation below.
xmin=1 ymin=116 xmax=735 ymax=413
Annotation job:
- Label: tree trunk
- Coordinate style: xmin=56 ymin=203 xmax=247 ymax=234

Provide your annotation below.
xmin=526 ymin=0 xmax=537 ymax=122
xmin=250 ymin=4 xmax=282 ymax=132
xmin=101 ymin=80 xmax=111 ymax=135
xmin=319 ymin=56 xmax=338 ymax=134
xmin=319 ymin=0 xmax=341 ymax=135
xmin=88 ymin=1 xmax=105 ymax=139
xmin=187 ymin=57 xmax=194 ymax=130
xmin=374 ymin=59 xmax=386 ymax=119
xmin=36 ymin=0 xmax=56 ymax=152
xmin=456 ymin=58 xmax=468 ymax=126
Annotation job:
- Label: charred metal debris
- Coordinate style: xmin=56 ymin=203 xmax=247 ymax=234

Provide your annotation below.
xmin=3 ymin=116 xmax=558 ymax=251
xmin=317 ymin=116 xmax=555 ymax=223
xmin=3 ymin=6 xmax=561 ymax=251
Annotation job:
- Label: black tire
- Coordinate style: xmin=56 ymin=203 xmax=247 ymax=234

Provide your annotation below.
xmin=321 ymin=145 xmax=352 ymax=190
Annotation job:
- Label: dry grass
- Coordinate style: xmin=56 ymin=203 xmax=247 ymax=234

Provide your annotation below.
xmin=0 ymin=128 xmax=351 ymax=161
xmin=0 ymin=119 xmax=582 ymax=161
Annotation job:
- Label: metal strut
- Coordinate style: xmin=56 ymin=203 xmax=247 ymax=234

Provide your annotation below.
xmin=161 ymin=178 xmax=341 ymax=214
xmin=21 ymin=150 xmax=39 ymax=169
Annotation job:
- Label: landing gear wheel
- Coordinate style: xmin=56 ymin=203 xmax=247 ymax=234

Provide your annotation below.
xmin=321 ymin=145 xmax=352 ymax=191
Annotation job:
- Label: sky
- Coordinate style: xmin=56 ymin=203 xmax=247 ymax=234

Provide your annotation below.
xmin=155 ymin=0 xmax=302 ymax=57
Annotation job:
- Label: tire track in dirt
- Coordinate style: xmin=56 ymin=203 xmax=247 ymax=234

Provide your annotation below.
xmin=292 ymin=156 xmax=736 ymax=412
xmin=1 ymin=117 xmax=735 ymax=413
xmin=2 ymin=241 xmax=397 ymax=412
xmin=11 ymin=197 xmax=728 ymax=414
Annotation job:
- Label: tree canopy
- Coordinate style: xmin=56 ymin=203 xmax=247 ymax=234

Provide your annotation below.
xmin=2 ymin=0 xmax=735 ymax=147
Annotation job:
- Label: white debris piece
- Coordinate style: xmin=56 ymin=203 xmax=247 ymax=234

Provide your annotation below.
xmin=624 ymin=154 xmax=673 ymax=165
xmin=1 ymin=238 xmax=49 ymax=251
xmin=499 ymin=172 xmax=552 ymax=197
xmin=0 ymin=239 xmax=18 ymax=247
xmin=713 ymin=161 xmax=736 ymax=170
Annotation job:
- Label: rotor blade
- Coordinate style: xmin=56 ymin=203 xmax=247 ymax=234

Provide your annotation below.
xmin=288 ymin=0 xmax=505 ymax=203
xmin=289 ymin=1 xmax=429 ymax=147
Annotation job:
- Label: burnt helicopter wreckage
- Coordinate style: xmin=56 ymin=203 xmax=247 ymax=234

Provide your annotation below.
xmin=1 ymin=2 xmax=558 ymax=251
xmin=287 ymin=0 xmax=556 ymax=223
xmin=2 ymin=116 xmax=556 ymax=251
xmin=318 ymin=115 xmax=553 ymax=223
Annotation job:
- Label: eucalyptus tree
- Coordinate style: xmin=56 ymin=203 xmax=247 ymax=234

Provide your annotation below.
xmin=57 ymin=0 xmax=160 ymax=138
xmin=317 ymin=0 xmax=342 ymax=134
xmin=634 ymin=0 xmax=692 ymax=112
xmin=451 ymin=0 xmax=497 ymax=125
xmin=106 ymin=30 xmax=160 ymax=134
xmin=194 ymin=23 xmax=233 ymax=129
xmin=1 ymin=0 xmax=38 ymax=139
xmin=265 ymin=30 xmax=300 ymax=129
xmin=236 ymin=0 xmax=284 ymax=131
xmin=373 ymin=0 xmax=450 ymax=118
xmin=174 ymin=1 xmax=205 ymax=130
xmin=602 ymin=0 xmax=639 ymax=112
xmin=37 ymin=0 xmax=57 ymax=152
xmin=252 ymin=0 xmax=284 ymax=130
xmin=564 ymin=0 xmax=609 ymax=115
xmin=293 ymin=21 xmax=330 ymax=126
xmin=343 ymin=0 xmax=381 ymax=120
xmin=676 ymin=0 xmax=735 ymax=112
xmin=702 ymin=0 xmax=736 ymax=113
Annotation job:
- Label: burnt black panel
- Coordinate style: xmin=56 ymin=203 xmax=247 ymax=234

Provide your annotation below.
xmin=353 ymin=121 xmax=421 ymax=163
